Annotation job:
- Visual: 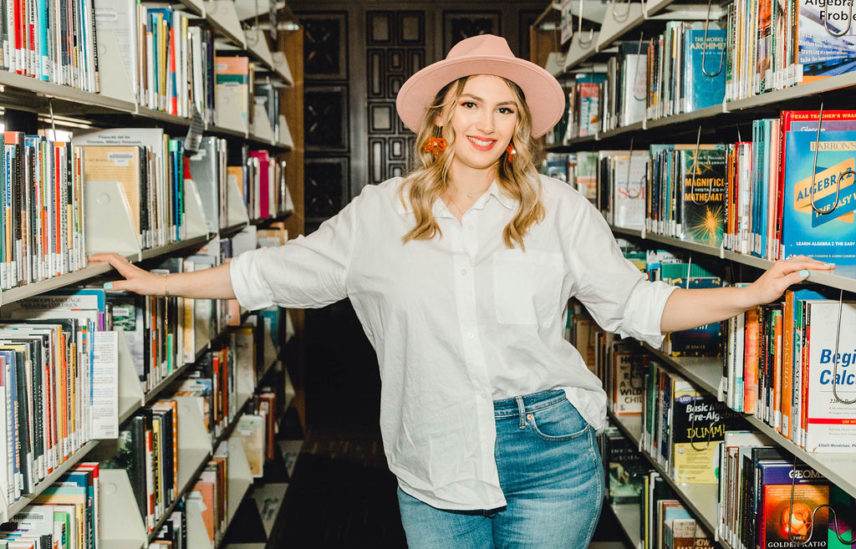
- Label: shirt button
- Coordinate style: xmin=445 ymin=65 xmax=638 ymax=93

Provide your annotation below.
xmin=466 ymin=332 xmax=475 ymax=340
xmin=460 ymin=268 xmax=468 ymax=276
xmin=481 ymin=392 xmax=490 ymax=400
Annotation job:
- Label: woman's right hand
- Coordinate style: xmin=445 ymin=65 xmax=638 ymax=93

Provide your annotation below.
xmin=88 ymin=253 xmax=166 ymax=296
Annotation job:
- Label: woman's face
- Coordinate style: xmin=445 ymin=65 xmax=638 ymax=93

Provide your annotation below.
xmin=446 ymin=75 xmax=519 ymax=174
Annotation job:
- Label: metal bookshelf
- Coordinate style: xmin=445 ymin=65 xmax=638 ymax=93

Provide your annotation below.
xmin=610 ymin=226 xmax=856 ymax=293
xmin=640 ymin=344 xmax=856 ymax=502
xmin=608 ymin=412 xmax=721 ymax=538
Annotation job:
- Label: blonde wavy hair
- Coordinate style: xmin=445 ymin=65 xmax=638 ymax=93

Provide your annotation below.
xmin=399 ymin=76 xmax=544 ymax=250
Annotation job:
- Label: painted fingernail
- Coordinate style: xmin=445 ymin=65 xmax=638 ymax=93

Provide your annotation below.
xmin=826 ymin=262 xmax=836 ymax=267
xmin=799 ymin=270 xmax=809 ymax=278
xmin=103 ymin=282 xmax=113 ymax=290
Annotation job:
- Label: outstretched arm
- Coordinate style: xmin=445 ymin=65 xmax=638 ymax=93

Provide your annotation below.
xmin=89 ymin=253 xmax=236 ymax=299
xmin=660 ymin=255 xmax=835 ymax=333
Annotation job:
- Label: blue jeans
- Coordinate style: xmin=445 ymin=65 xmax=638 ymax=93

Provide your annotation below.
xmin=397 ymin=389 xmax=604 ymax=548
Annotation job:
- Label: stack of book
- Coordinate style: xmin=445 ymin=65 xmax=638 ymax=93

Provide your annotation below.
xmin=1 ymin=463 xmax=101 ymax=549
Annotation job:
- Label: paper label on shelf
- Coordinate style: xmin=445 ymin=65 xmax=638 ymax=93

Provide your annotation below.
xmin=91 ymin=331 xmax=119 ymax=439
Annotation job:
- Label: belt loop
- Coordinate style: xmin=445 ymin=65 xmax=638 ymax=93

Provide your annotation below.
xmin=516 ymin=396 xmax=526 ymax=429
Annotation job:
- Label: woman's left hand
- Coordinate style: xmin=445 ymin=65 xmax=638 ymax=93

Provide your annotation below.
xmin=743 ymin=255 xmax=835 ymax=308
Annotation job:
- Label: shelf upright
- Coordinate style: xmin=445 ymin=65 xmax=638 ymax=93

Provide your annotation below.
xmin=205 ymin=1 xmax=247 ymax=48
xmin=563 ymin=32 xmax=600 ymax=71
xmin=595 ymin=1 xmax=644 ymax=52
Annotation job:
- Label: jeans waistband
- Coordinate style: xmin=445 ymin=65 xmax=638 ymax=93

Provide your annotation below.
xmin=493 ymin=389 xmax=567 ymax=418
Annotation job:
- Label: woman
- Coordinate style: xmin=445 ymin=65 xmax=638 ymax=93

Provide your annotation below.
xmin=92 ymin=35 xmax=832 ymax=548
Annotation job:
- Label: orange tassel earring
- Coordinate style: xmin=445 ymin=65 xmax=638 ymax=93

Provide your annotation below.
xmin=423 ymin=137 xmax=448 ymax=158
xmin=506 ymin=144 xmax=517 ymax=164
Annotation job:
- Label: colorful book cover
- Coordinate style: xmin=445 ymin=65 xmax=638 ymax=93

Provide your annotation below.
xmin=678 ymin=145 xmax=727 ymax=246
xmin=682 ymin=26 xmax=727 ymax=112
xmin=782 ymin=130 xmax=856 ymax=264
xmin=757 ymin=461 xmax=828 ymax=548
xmin=579 ymin=82 xmax=601 ymax=137
xmin=797 ymin=0 xmax=856 ymax=85
xmin=670 ymin=380 xmax=739 ymax=483
xmin=804 ymin=299 xmax=856 ymax=452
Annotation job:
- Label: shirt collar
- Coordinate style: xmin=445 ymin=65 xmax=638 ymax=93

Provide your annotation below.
xmin=396 ymin=180 xmax=516 ymax=216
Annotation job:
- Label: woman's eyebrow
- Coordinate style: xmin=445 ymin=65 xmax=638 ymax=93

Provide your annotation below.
xmin=460 ymin=93 xmax=516 ymax=106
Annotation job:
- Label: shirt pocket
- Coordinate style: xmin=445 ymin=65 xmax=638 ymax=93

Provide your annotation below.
xmin=492 ymin=249 xmax=565 ymax=325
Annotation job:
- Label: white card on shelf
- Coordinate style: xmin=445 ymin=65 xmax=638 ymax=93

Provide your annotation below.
xmin=252 ymin=103 xmax=276 ymax=142
xmin=226 ymin=436 xmax=254 ymax=525
xmin=116 ymin=329 xmax=146 ymax=423
xmin=96 ymin=30 xmax=136 ymax=104
xmin=98 ymin=469 xmax=147 ymax=549
xmin=173 ymin=395 xmax=214 ymax=490
xmin=85 ymin=180 xmax=143 ymax=257
xmin=279 ymin=115 xmax=294 ymax=149
xmin=272 ymin=51 xmax=294 ymax=86
xmin=186 ymin=492 xmax=215 ymax=549
xmin=227 ymin=176 xmax=250 ymax=226
xmin=183 ymin=178 xmax=211 ymax=239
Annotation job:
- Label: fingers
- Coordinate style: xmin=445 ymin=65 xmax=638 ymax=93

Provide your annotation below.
xmin=90 ymin=253 xmax=142 ymax=278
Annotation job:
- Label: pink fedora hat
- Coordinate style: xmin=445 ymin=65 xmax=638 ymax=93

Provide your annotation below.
xmin=395 ymin=34 xmax=565 ymax=138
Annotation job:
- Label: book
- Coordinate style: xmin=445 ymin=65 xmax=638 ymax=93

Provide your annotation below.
xmin=682 ymin=25 xmax=727 ymax=112
xmin=782 ymin=130 xmax=856 ymax=264
xmin=756 ymin=461 xmax=829 ymax=548
xmin=803 ymin=299 xmax=856 ymax=452
xmin=677 ymin=145 xmax=728 ymax=247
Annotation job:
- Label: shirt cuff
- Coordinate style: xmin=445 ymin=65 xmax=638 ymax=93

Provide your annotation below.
xmin=230 ymin=249 xmax=274 ymax=311
xmin=617 ymin=279 xmax=678 ymax=348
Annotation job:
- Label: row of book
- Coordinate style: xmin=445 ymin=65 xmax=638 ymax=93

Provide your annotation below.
xmin=0 ymin=1 xmax=284 ymax=129
xmin=0 ymin=126 xmax=291 ymax=291
xmin=722 ymin=287 xmax=856 ymax=453
xmin=548 ymin=24 xmax=727 ymax=144
xmin=91 ymin=308 xmax=286 ymax=537
xmin=0 ymin=463 xmax=100 ymax=549
xmin=603 ymin=429 xmax=715 ymax=548
xmin=724 ymin=0 xmax=856 ymax=102
xmin=603 ymin=422 xmax=856 ymax=549
xmin=0 ymin=133 xmax=86 ymax=290
xmin=0 ymin=0 xmax=100 ymax=92
xmin=544 ymin=109 xmax=856 ymax=266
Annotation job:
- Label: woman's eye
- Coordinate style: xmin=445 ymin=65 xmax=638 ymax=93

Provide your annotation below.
xmin=498 ymin=107 xmax=516 ymax=115
xmin=461 ymin=101 xmax=477 ymax=109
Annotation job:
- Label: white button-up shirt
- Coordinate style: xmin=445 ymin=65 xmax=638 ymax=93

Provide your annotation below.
xmin=229 ymin=175 xmax=676 ymax=510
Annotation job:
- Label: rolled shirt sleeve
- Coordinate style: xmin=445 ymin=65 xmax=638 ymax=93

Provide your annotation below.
xmin=568 ymin=201 xmax=677 ymax=348
xmin=229 ymin=190 xmax=361 ymax=310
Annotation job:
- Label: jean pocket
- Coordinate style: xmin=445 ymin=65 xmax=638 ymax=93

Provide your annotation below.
xmin=527 ymin=399 xmax=591 ymax=442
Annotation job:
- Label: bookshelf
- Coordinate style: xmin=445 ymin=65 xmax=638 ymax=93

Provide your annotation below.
xmin=536 ymin=0 xmax=856 ymax=545
xmin=0 ymin=5 xmax=306 ymax=548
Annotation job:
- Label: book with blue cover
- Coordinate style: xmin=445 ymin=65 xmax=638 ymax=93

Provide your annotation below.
xmin=682 ymin=26 xmax=726 ymax=113
xmin=782 ymin=130 xmax=856 ymax=264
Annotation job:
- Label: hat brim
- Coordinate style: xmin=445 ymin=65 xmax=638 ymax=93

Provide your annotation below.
xmin=395 ymin=55 xmax=565 ymax=139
